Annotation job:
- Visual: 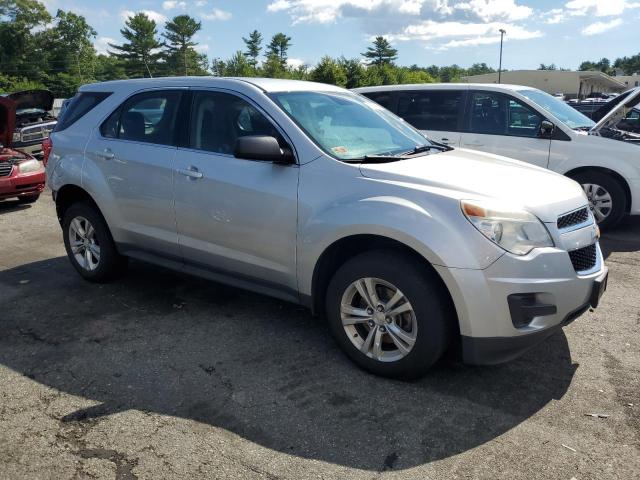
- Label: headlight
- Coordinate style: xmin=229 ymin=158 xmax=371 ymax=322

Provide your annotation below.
xmin=18 ymin=159 xmax=43 ymax=173
xmin=12 ymin=131 xmax=21 ymax=143
xmin=461 ymin=200 xmax=553 ymax=255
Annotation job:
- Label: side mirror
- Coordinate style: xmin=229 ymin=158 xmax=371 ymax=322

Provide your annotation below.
xmin=234 ymin=135 xmax=295 ymax=165
xmin=539 ymin=120 xmax=555 ymax=138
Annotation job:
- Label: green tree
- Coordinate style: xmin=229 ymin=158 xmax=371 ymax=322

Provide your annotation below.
xmin=163 ymin=15 xmax=202 ymax=76
xmin=309 ymin=56 xmax=346 ymax=86
xmin=338 ymin=57 xmax=365 ymax=89
xmin=224 ymin=51 xmax=254 ymax=77
xmin=467 ymin=62 xmax=495 ymax=76
xmin=266 ymin=32 xmax=291 ymax=67
xmin=243 ymin=30 xmax=262 ymax=68
xmin=579 ymin=58 xmax=612 ymax=74
xmin=362 ymin=36 xmax=398 ymax=66
xmin=109 ymin=12 xmax=163 ymax=78
xmin=613 ymin=54 xmax=640 ymax=75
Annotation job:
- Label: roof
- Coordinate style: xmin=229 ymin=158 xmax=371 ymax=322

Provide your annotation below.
xmin=353 ymin=83 xmax=533 ymax=93
xmin=461 ymin=70 xmax=626 ymax=89
xmin=80 ymin=76 xmax=345 ymax=94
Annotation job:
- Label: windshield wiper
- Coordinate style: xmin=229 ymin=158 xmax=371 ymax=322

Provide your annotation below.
xmin=398 ymin=143 xmax=450 ymax=156
xmin=343 ymin=155 xmax=404 ymax=164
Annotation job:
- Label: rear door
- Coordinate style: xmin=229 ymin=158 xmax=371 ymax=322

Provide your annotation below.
xmin=460 ymin=91 xmax=551 ymax=168
xmin=84 ymin=89 xmax=183 ymax=256
xmin=173 ymin=89 xmax=299 ymax=296
xmin=395 ymin=89 xmax=465 ymax=146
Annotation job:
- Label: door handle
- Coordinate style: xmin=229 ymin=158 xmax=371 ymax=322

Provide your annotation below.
xmin=178 ymin=166 xmax=204 ymax=179
xmin=96 ymin=148 xmax=115 ymax=160
xmin=440 ymin=138 xmax=452 ymax=144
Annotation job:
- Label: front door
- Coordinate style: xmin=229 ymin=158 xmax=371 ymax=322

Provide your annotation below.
xmin=173 ymin=90 xmax=299 ymax=295
xmin=460 ymin=91 xmax=551 ymax=168
xmin=84 ymin=89 xmax=184 ymax=256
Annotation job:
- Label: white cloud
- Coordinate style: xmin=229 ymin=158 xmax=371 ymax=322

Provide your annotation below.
xmin=120 ymin=9 xmax=167 ymax=23
xmin=94 ymin=36 xmax=116 ymax=55
xmin=542 ymin=8 xmax=566 ymax=24
xmin=565 ymin=0 xmax=640 ymax=17
xmin=388 ymin=20 xmax=541 ymax=49
xmin=194 ymin=44 xmax=210 ymax=53
xmin=287 ymin=57 xmax=306 ymax=68
xmin=162 ymin=1 xmax=187 ymax=10
xmin=453 ymin=0 xmax=532 ymax=22
xmin=202 ymin=8 xmax=232 ymax=20
xmin=581 ymin=18 xmax=623 ymax=35
xmin=195 ymin=0 xmax=207 ymax=5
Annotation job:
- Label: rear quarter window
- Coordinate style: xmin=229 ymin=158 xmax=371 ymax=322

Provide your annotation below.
xmin=54 ymin=92 xmax=112 ymax=132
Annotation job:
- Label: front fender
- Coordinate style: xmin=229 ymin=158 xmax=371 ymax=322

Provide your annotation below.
xmin=296 ymin=189 xmax=503 ymax=297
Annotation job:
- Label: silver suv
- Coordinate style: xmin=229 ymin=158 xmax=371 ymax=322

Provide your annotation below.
xmin=46 ymin=78 xmax=608 ymax=379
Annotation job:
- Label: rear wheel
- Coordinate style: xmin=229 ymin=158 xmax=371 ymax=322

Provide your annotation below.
xmin=570 ymin=171 xmax=626 ymax=229
xmin=325 ymin=250 xmax=453 ymax=379
xmin=17 ymin=194 xmax=39 ymax=204
xmin=62 ymin=202 xmax=127 ymax=282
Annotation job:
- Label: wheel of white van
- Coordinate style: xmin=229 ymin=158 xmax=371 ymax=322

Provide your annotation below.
xmin=571 ymin=172 xmax=626 ymax=229
xmin=325 ymin=250 xmax=452 ymax=379
xmin=62 ymin=203 xmax=127 ymax=282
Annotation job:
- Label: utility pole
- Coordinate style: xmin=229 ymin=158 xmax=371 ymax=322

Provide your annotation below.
xmin=498 ymin=29 xmax=506 ymax=83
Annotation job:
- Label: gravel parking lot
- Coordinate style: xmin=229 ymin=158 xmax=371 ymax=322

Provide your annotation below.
xmin=0 ymin=194 xmax=638 ymax=480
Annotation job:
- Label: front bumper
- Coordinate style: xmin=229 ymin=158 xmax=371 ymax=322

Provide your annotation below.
xmin=435 ymin=238 xmax=607 ymax=365
xmin=0 ymin=166 xmax=46 ymax=200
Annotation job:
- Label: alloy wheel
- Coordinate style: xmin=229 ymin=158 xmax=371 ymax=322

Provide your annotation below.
xmin=68 ymin=216 xmax=101 ymax=271
xmin=340 ymin=277 xmax=417 ymax=362
xmin=582 ymin=183 xmax=612 ymax=223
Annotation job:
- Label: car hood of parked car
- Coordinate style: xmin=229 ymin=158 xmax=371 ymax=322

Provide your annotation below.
xmin=2 ymin=89 xmax=54 ymax=114
xmin=590 ymin=86 xmax=640 ymax=133
xmin=358 ymin=148 xmax=586 ymax=223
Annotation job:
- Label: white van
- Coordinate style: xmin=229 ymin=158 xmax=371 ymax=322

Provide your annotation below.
xmin=355 ymin=84 xmax=640 ymax=228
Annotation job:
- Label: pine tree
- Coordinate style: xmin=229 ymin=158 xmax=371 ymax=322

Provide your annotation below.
xmin=163 ymin=15 xmax=202 ymax=76
xmin=108 ymin=13 xmax=163 ymax=78
xmin=362 ymin=36 xmax=398 ymax=66
xmin=242 ymin=30 xmax=262 ymax=68
xmin=266 ymin=32 xmax=291 ymax=68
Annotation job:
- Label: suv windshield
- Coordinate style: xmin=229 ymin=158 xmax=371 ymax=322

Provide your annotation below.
xmin=520 ymin=89 xmax=595 ymax=130
xmin=270 ymin=91 xmax=430 ymax=160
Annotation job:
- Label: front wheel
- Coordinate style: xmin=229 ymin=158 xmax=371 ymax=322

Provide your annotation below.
xmin=325 ymin=250 xmax=453 ymax=379
xmin=570 ymin=171 xmax=627 ymax=229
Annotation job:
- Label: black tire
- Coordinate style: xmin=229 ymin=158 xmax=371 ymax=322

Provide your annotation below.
xmin=17 ymin=194 xmax=39 ymax=204
xmin=325 ymin=249 xmax=453 ymax=379
xmin=570 ymin=171 xmax=627 ymax=229
xmin=62 ymin=202 xmax=127 ymax=282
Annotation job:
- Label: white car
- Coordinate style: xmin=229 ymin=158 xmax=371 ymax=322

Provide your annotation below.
xmin=355 ymin=84 xmax=640 ymax=228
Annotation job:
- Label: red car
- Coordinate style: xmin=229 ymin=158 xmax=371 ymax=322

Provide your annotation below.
xmin=0 ymin=97 xmax=46 ymax=203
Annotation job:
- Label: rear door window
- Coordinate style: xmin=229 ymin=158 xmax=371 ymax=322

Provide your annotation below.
xmin=361 ymin=91 xmax=396 ymax=112
xmin=100 ymin=90 xmax=182 ymax=146
xmin=396 ymin=90 xmax=463 ymax=131
xmin=54 ymin=92 xmax=112 ymax=132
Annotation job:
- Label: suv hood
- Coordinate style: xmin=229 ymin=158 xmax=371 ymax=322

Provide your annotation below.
xmin=359 ymin=148 xmax=586 ymax=223
xmin=0 ymin=97 xmax=16 ymax=147
xmin=591 ymin=87 xmax=640 ymax=133
xmin=3 ymin=89 xmax=54 ymax=113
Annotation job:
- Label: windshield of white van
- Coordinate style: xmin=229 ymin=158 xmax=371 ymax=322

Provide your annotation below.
xmin=520 ymin=89 xmax=595 ymax=130
xmin=270 ymin=91 xmax=432 ymax=161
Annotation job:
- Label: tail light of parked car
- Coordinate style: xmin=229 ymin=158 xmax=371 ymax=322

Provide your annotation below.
xmin=42 ymin=137 xmax=52 ymax=166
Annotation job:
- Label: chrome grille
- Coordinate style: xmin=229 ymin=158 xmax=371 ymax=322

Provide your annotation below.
xmin=0 ymin=162 xmax=14 ymax=177
xmin=18 ymin=122 xmax=56 ymax=143
xmin=557 ymin=207 xmax=590 ymax=230
xmin=568 ymin=244 xmax=597 ymax=273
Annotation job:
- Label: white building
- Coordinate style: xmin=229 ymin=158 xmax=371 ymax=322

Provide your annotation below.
xmin=461 ymin=70 xmax=626 ymax=99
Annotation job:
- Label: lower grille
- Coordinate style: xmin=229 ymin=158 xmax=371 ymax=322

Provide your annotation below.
xmin=568 ymin=244 xmax=597 ymax=273
xmin=0 ymin=162 xmax=13 ymax=177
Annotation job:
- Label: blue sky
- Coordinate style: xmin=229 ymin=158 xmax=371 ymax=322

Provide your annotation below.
xmin=41 ymin=0 xmax=640 ymax=70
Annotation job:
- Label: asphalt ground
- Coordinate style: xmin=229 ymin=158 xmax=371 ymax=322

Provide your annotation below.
xmin=0 ymin=194 xmax=638 ymax=479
